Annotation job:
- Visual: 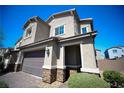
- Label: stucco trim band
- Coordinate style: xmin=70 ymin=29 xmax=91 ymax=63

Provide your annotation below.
xmin=59 ymin=31 xmax=97 ymax=43
xmin=42 ymin=65 xmax=57 ymax=69
xmin=81 ymin=68 xmax=99 ymax=73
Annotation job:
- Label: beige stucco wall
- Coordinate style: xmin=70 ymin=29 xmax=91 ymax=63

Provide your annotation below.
xmin=48 ymin=15 xmax=92 ymax=38
xmin=80 ymin=23 xmax=92 ymax=34
xmin=48 ymin=15 xmax=76 ymax=38
xmin=81 ymin=43 xmax=96 ymax=68
xmin=74 ymin=17 xmax=80 ymax=35
xmin=80 ymin=37 xmax=99 ymax=73
xmin=19 ymin=21 xmax=49 ymax=47
xmin=20 ymin=22 xmax=37 ymax=46
xmin=43 ymin=41 xmax=58 ymax=69
xmin=34 ymin=22 xmax=50 ymax=42
xmin=57 ymin=46 xmax=65 ymax=69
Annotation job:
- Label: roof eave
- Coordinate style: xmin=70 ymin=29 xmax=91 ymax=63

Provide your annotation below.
xmin=17 ymin=37 xmax=56 ymax=49
xmin=59 ymin=31 xmax=97 ymax=43
xmin=46 ymin=8 xmax=79 ymax=23
xmin=80 ymin=18 xmax=93 ymax=23
xmin=22 ymin=16 xmax=50 ymax=30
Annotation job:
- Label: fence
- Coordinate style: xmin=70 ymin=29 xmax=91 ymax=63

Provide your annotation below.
xmin=97 ymin=57 xmax=124 ymax=73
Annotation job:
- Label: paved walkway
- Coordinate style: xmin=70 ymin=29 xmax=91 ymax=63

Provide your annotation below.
xmin=0 ymin=71 xmax=68 ymax=88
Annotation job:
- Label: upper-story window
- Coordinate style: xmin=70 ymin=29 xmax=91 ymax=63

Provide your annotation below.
xmin=55 ymin=25 xmax=64 ymax=36
xmin=82 ymin=27 xmax=88 ymax=34
xmin=113 ymin=50 xmax=117 ymax=53
xmin=25 ymin=28 xmax=32 ymax=37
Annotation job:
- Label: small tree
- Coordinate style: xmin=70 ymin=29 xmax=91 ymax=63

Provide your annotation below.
xmin=103 ymin=70 xmax=124 ymax=88
xmin=0 ymin=56 xmax=4 ymax=72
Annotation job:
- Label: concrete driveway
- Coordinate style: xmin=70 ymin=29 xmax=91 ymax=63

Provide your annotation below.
xmin=0 ymin=71 xmax=68 ymax=88
xmin=0 ymin=71 xmax=42 ymax=88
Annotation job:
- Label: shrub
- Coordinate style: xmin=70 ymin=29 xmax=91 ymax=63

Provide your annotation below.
xmin=0 ymin=81 xmax=8 ymax=88
xmin=68 ymin=73 xmax=110 ymax=88
xmin=103 ymin=70 xmax=124 ymax=88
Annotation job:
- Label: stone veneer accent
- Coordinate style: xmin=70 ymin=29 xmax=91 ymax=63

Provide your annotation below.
xmin=69 ymin=69 xmax=78 ymax=75
xmin=57 ymin=69 xmax=66 ymax=82
xmin=42 ymin=68 xmax=57 ymax=84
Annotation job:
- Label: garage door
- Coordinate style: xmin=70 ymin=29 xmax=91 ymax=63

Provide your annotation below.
xmin=22 ymin=50 xmax=45 ymax=77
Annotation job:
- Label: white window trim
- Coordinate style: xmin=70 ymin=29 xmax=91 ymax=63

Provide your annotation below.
xmin=81 ymin=26 xmax=89 ymax=34
xmin=23 ymin=35 xmax=32 ymax=40
xmin=54 ymin=25 xmax=65 ymax=36
xmin=24 ymin=27 xmax=32 ymax=38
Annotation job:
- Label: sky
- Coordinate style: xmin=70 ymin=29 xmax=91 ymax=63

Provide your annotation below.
xmin=0 ymin=5 xmax=124 ymax=53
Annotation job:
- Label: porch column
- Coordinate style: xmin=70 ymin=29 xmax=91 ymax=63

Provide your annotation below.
xmin=42 ymin=43 xmax=57 ymax=83
xmin=14 ymin=51 xmax=23 ymax=72
xmin=57 ymin=46 xmax=66 ymax=82
xmin=80 ymin=43 xmax=99 ymax=74
xmin=57 ymin=46 xmax=66 ymax=69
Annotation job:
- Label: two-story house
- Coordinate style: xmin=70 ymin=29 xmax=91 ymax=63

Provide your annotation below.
xmin=104 ymin=46 xmax=124 ymax=59
xmin=15 ymin=9 xmax=99 ymax=83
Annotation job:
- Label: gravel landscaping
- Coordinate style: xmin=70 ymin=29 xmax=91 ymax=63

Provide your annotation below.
xmin=38 ymin=81 xmax=68 ymax=88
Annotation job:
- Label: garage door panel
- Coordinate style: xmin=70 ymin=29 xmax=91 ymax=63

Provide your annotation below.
xmin=23 ymin=59 xmax=44 ymax=67
xmin=23 ymin=58 xmax=44 ymax=62
xmin=22 ymin=66 xmax=42 ymax=77
xmin=22 ymin=50 xmax=45 ymax=77
xmin=23 ymin=62 xmax=44 ymax=68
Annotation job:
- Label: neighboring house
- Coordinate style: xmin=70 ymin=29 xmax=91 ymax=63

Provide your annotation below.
xmin=104 ymin=46 xmax=124 ymax=59
xmin=95 ymin=49 xmax=104 ymax=60
xmin=15 ymin=9 xmax=99 ymax=83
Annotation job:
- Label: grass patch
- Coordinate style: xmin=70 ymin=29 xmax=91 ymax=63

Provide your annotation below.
xmin=68 ymin=73 xmax=110 ymax=88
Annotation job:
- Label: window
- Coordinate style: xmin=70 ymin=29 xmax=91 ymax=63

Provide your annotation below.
xmin=122 ymin=49 xmax=124 ymax=52
xmin=55 ymin=25 xmax=64 ymax=35
xmin=82 ymin=27 xmax=88 ymax=34
xmin=113 ymin=50 xmax=117 ymax=53
xmin=114 ymin=56 xmax=118 ymax=58
xmin=26 ymin=28 xmax=32 ymax=37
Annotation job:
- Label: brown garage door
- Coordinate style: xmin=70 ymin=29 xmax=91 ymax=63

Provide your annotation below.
xmin=22 ymin=50 xmax=45 ymax=77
